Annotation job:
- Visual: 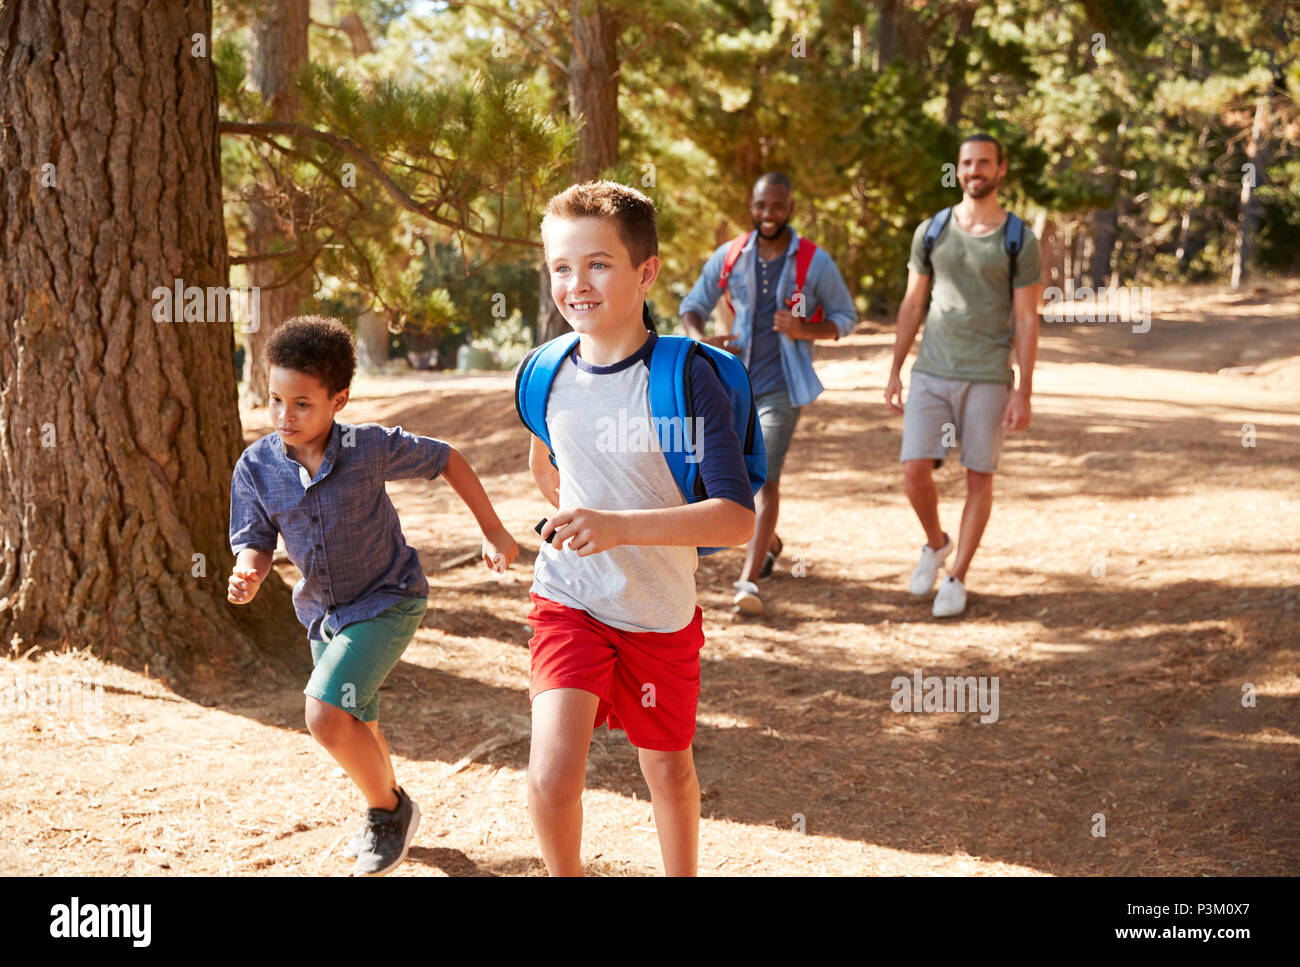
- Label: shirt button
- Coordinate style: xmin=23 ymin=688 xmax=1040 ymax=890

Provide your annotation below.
xmin=315 ymin=543 xmax=322 ymax=550
xmin=312 ymin=516 xmax=319 ymax=523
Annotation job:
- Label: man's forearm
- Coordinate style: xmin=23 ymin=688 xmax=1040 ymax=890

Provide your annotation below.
xmin=681 ymin=310 xmax=709 ymax=341
xmin=1013 ymin=312 xmax=1038 ymax=394
xmin=791 ymin=319 xmax=840 ymax=341
xmin=614 ymin=498 xmax=755 ymax=550
xmin=891 ymin=305 xmax=924 ymax=375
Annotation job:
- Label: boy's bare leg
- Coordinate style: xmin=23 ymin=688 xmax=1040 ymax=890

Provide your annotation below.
xmin=305 ymin=697 xmax=398 ymax=810
xmin=365 ymin=720 xmax=397 ymax=793
xmin=638 ymin=746 xmax=699 ymax=876
xmin=528 ymin=687 xmax=600 ymax=876
xmin=740 ymin=480 xmax=781 ymax=583
xmin=903 ymin=459 xmax=947 ymax=549
xmin=950 ymin=468 xmax=994 ymax=581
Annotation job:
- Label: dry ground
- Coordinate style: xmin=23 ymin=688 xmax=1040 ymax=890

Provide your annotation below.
xmin=3 ymin=281 xmax=1298 ymax=876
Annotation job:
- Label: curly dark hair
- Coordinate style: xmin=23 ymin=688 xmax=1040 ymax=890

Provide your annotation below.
xmin=266 ymin=315 xmax=356 ymax=395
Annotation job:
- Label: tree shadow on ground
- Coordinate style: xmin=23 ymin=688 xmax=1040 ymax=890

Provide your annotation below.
xmin=219 ymin=569 xmax=1297 ymax=876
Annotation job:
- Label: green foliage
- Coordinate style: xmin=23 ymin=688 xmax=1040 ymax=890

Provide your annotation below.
xmin=218 ymin=0 xmax=1298 ymax=349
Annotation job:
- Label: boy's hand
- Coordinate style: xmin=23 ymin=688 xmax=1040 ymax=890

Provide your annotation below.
xmin=227 ymin=567 xmax=264 ymax=605
xmin=482 ymin=527 xmax=519 ymax=574
xmin=541 ymin=508 xmax=623 ymax=557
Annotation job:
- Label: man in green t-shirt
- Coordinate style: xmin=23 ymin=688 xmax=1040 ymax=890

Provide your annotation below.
xmin=884 ymin=133 xmax=1043 ymax=618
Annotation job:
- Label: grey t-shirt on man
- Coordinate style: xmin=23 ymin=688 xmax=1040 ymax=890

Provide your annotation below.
xmin=906 ymin=213 xmax=1041 ymax=385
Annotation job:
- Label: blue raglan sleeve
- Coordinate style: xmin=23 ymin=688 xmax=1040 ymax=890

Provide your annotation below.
xmin=230 ymin=455 xmax=279 ymax=555
xmin=379 ymin=424 xmax=451 ymax=481
xmin=688 ymin=357 xmax=756 ymax=512
xmin=810 ymin=249 xmax=858 ymax=339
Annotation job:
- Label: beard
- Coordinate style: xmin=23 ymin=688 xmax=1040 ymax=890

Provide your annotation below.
xmin=752 ymin=214 xmax=789 ymax=239
xmin=962 ymin=172 xmax=1000 ymax=200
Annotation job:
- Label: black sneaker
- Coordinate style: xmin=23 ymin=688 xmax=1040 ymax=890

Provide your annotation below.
xmin=758 ymin=536 xmax=783 ymax=580
xmin=352 ymin=787 xmax=420 ymax=877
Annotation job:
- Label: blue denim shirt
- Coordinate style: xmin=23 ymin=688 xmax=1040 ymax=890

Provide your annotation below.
xmin=229 ymin=421 xmax=450 ymax=641
xmin=679 ymin=228 xmax=857 ymax=407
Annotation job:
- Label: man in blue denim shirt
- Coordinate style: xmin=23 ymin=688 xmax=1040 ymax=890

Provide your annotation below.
xmin=227 ymin=315 xmax=518 ymax=875
xmin=680 ymin=173 xmax=857 ymax=616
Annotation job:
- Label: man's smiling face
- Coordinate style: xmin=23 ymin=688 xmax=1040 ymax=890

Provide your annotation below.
xmin=750 ymin=180 xmax=793 ymax=240
xmin=958 ymin=141 xmax=1006 ymax=200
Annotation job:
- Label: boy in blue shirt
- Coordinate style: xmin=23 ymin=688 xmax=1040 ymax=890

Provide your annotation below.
xmin=227 ymin=315 xmax=518 ymax=876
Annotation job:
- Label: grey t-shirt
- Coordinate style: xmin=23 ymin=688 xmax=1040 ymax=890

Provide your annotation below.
xmin=907 ymin=213 xmax=1041 ymax=385
xmin=529 ymin=332 xmax=754 ymax=634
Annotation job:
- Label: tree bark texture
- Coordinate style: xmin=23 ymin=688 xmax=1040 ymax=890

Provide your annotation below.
xmin=0 ymin=0 xmax=307 ymax=690
xmin=241 ymin=0 xmax=311 ymax=407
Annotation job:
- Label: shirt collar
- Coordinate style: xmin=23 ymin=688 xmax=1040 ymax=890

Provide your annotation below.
xmin=743 ymin=226 xmax=802 ymax=259
xmin=277 ymin=420 xmax=342 ymax=481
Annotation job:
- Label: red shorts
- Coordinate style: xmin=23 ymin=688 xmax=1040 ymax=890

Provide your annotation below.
xmin=526 ymin=593 xmax=704 ymax=751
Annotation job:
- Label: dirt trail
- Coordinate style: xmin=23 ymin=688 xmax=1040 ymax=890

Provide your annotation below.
xmin=3 ymin=282 xmax=1297 ymax=876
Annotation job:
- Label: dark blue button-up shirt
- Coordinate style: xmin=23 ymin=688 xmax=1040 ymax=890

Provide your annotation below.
xmin=229 ymin=421 xmax=450 ymax=641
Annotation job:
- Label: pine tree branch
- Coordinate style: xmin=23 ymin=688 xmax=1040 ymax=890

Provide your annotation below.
xmin=218 ymin=120 xmax=541 ymax=249
xmin=540 ymin=0 xmax=591 ymax=74
xmin=230 ymin=245 xmax=324 ymax=265
xmin=609 ymin=21 xmax=689 ymax=82
xmin=437 ymin=2 xmax=570 ymax=74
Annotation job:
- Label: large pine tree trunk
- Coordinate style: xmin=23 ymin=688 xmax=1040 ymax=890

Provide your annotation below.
xmin=568 ymin=1 xmax=619 ymax=183
xmin=241 ymin=0 xmax=311 ymax=407
xmin=943 ymin=2 xmax=976 ymax=127
xmin=0 ymin=0 xmax=306 ymax=691
xmin=537 ymin=1 xmax=622 ymax=345
xmin=874 ymin=0 xmax=901 ymax=70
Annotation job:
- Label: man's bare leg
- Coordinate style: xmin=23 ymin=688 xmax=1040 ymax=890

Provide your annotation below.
xmin=949 ymin=468 xmax=994 ymax=581
xmin=902 ymin=459 xmax=948 ymax=549
xmin=740 ymin=480 xmax=780 ymax=584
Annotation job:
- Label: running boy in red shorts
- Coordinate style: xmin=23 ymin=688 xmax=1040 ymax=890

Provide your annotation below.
xmin=522 ymin=182 xmax=756 ymax=875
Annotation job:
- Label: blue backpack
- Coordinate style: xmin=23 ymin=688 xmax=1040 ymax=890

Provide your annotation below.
xmin=922 ymin=208 xmax=1024 ymax=297
xmin=514 ymin=331 xmax=766 ymax=555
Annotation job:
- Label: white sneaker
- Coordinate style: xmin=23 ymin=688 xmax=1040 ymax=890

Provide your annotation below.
xmin=909 ymin=537 xmax=953 ymax=595
xmin=732 ymin=580 xmax=763 ymax=616
xmin=932 ymin=576 xmax=967 ymax=617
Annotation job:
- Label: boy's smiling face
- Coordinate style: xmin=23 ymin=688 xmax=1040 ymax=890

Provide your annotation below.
xmin=269 ymin=366 xmax=348 ymax=453
xmin=543 ymin=216 xmax=658 ymax=338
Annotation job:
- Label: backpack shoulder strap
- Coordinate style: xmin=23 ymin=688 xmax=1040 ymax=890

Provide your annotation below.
xmin=717 ymin=233 xmax=752 ymax=314
xmin=791 ymin=236 xmax=825 ymax=323
xmin=1003 ymin=213 xmax=1024 ymax=298
xmin=651 ymin=333 xmax=767 ymax=554
xmin=794 ymin=237 xmax=818 ymax=289
xmin=922 ymin=208 xmax=952 ymax=275
xmin=514 ymin=331 xmax=580 ymax=466
xmin=647 ymin=334 xmax=698 ymax=503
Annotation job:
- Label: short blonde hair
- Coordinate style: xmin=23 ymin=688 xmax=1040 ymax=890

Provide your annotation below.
xmin=542 ymin=180 xmax=658 ymax=266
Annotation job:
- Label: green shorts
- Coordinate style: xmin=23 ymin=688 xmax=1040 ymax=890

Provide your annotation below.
xmin=304 ymin=597 xmax=428 ymax=722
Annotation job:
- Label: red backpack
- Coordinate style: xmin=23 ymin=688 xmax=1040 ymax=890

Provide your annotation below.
xmin=717 ymin=232 xmax=825 ymax=324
